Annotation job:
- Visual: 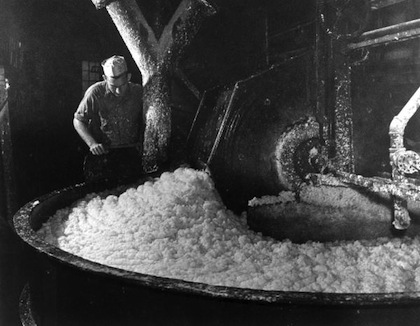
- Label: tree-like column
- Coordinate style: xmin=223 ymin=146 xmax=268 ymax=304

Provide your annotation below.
xmin=91 ymin=0 xmax=217 ymax=171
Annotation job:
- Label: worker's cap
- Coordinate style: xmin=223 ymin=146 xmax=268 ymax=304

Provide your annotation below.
xmin=102 ymin=55 xmax=128 ymax=79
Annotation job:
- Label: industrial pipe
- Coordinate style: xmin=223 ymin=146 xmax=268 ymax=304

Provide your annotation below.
xmin=348 ymin=19 xmax=420 ymax=50
xmin=305 ymin=87 xmax=420 ymax=232
xmin=389 ymin=86 xmax=420 ymax=161
xmin=90 ymin=0 xmax=217 ymax=172
xmin=388 ymin=86 xmax=420 ymax=229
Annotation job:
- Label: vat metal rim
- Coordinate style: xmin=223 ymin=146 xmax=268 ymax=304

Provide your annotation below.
xmin=11 ymin=183 xmax=420 ymax=306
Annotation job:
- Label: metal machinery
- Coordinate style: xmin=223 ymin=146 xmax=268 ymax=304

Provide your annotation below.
xmin=306 ymin=0 xmax=420 ymax=239
xmin=13 ymin=0 xmax=420 ymax=325
xmin=186 ymin=0 xmax=420 ymax=241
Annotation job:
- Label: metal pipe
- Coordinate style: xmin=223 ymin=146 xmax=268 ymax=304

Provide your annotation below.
xmin=360 ymin=19 xmax=420 ymax=40
xmin=157 ymin=0 xmax=217 ymax=67
xmin=97 ymin=0 xmax=159 ymax=85
xmin=348 ymin=19 xmax=420 ymax=50
xmin=389 ymin=86 xmax=420 ymax=154
xmin=92 ymin=0 xmax=217 ymax=84
xmin=313 ymin=171 xmax=420 ymax=203
xmin=90 ymin=0 xmax=217 ymax=171
xmin=388 ymin=86 xmax=420 ymax=230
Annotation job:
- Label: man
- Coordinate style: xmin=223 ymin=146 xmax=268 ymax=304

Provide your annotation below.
xmin=73 ymin=55 xmax=145 ymax=187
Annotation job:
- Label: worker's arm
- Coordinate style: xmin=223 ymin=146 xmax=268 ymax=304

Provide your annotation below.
xmin=73 ymin=118 xmax=108 ymax=155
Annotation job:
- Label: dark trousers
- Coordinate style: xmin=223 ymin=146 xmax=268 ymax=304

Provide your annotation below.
xmin=83 ymin=148 xmax=144 ymax=188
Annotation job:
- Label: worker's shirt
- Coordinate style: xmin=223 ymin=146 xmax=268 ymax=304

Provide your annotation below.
xmin=74 ymin=81 xmax=144 ymax=147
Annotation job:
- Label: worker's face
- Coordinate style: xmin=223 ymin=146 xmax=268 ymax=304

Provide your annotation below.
xmin=104 ymin=73 xmax=131 ymax=97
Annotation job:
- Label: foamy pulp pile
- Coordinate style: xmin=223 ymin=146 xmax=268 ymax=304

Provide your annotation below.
xmin=38 ymin=167 xmax=420 ymax=293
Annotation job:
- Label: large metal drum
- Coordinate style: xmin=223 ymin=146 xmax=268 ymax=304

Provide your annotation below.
xmin=187 ymin=57 xmax=321 ymax=213
xmin=12 ymin=179 xmax=420 ymax=326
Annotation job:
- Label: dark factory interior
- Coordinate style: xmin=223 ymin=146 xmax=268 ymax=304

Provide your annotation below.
xmin=3 ymin=0 xmax=420 ymax=325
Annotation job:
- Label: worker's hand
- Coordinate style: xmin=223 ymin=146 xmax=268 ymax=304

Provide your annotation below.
xmin=89 ymin=143 xmax=108 ymax=155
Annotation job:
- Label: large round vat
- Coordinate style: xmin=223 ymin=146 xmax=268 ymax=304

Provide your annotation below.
xmin=12 ymin=180 xmax=420 ymax=326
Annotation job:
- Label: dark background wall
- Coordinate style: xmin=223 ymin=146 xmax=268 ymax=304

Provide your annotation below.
xmin=2 ymin=0 xmax=420 ymax=325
